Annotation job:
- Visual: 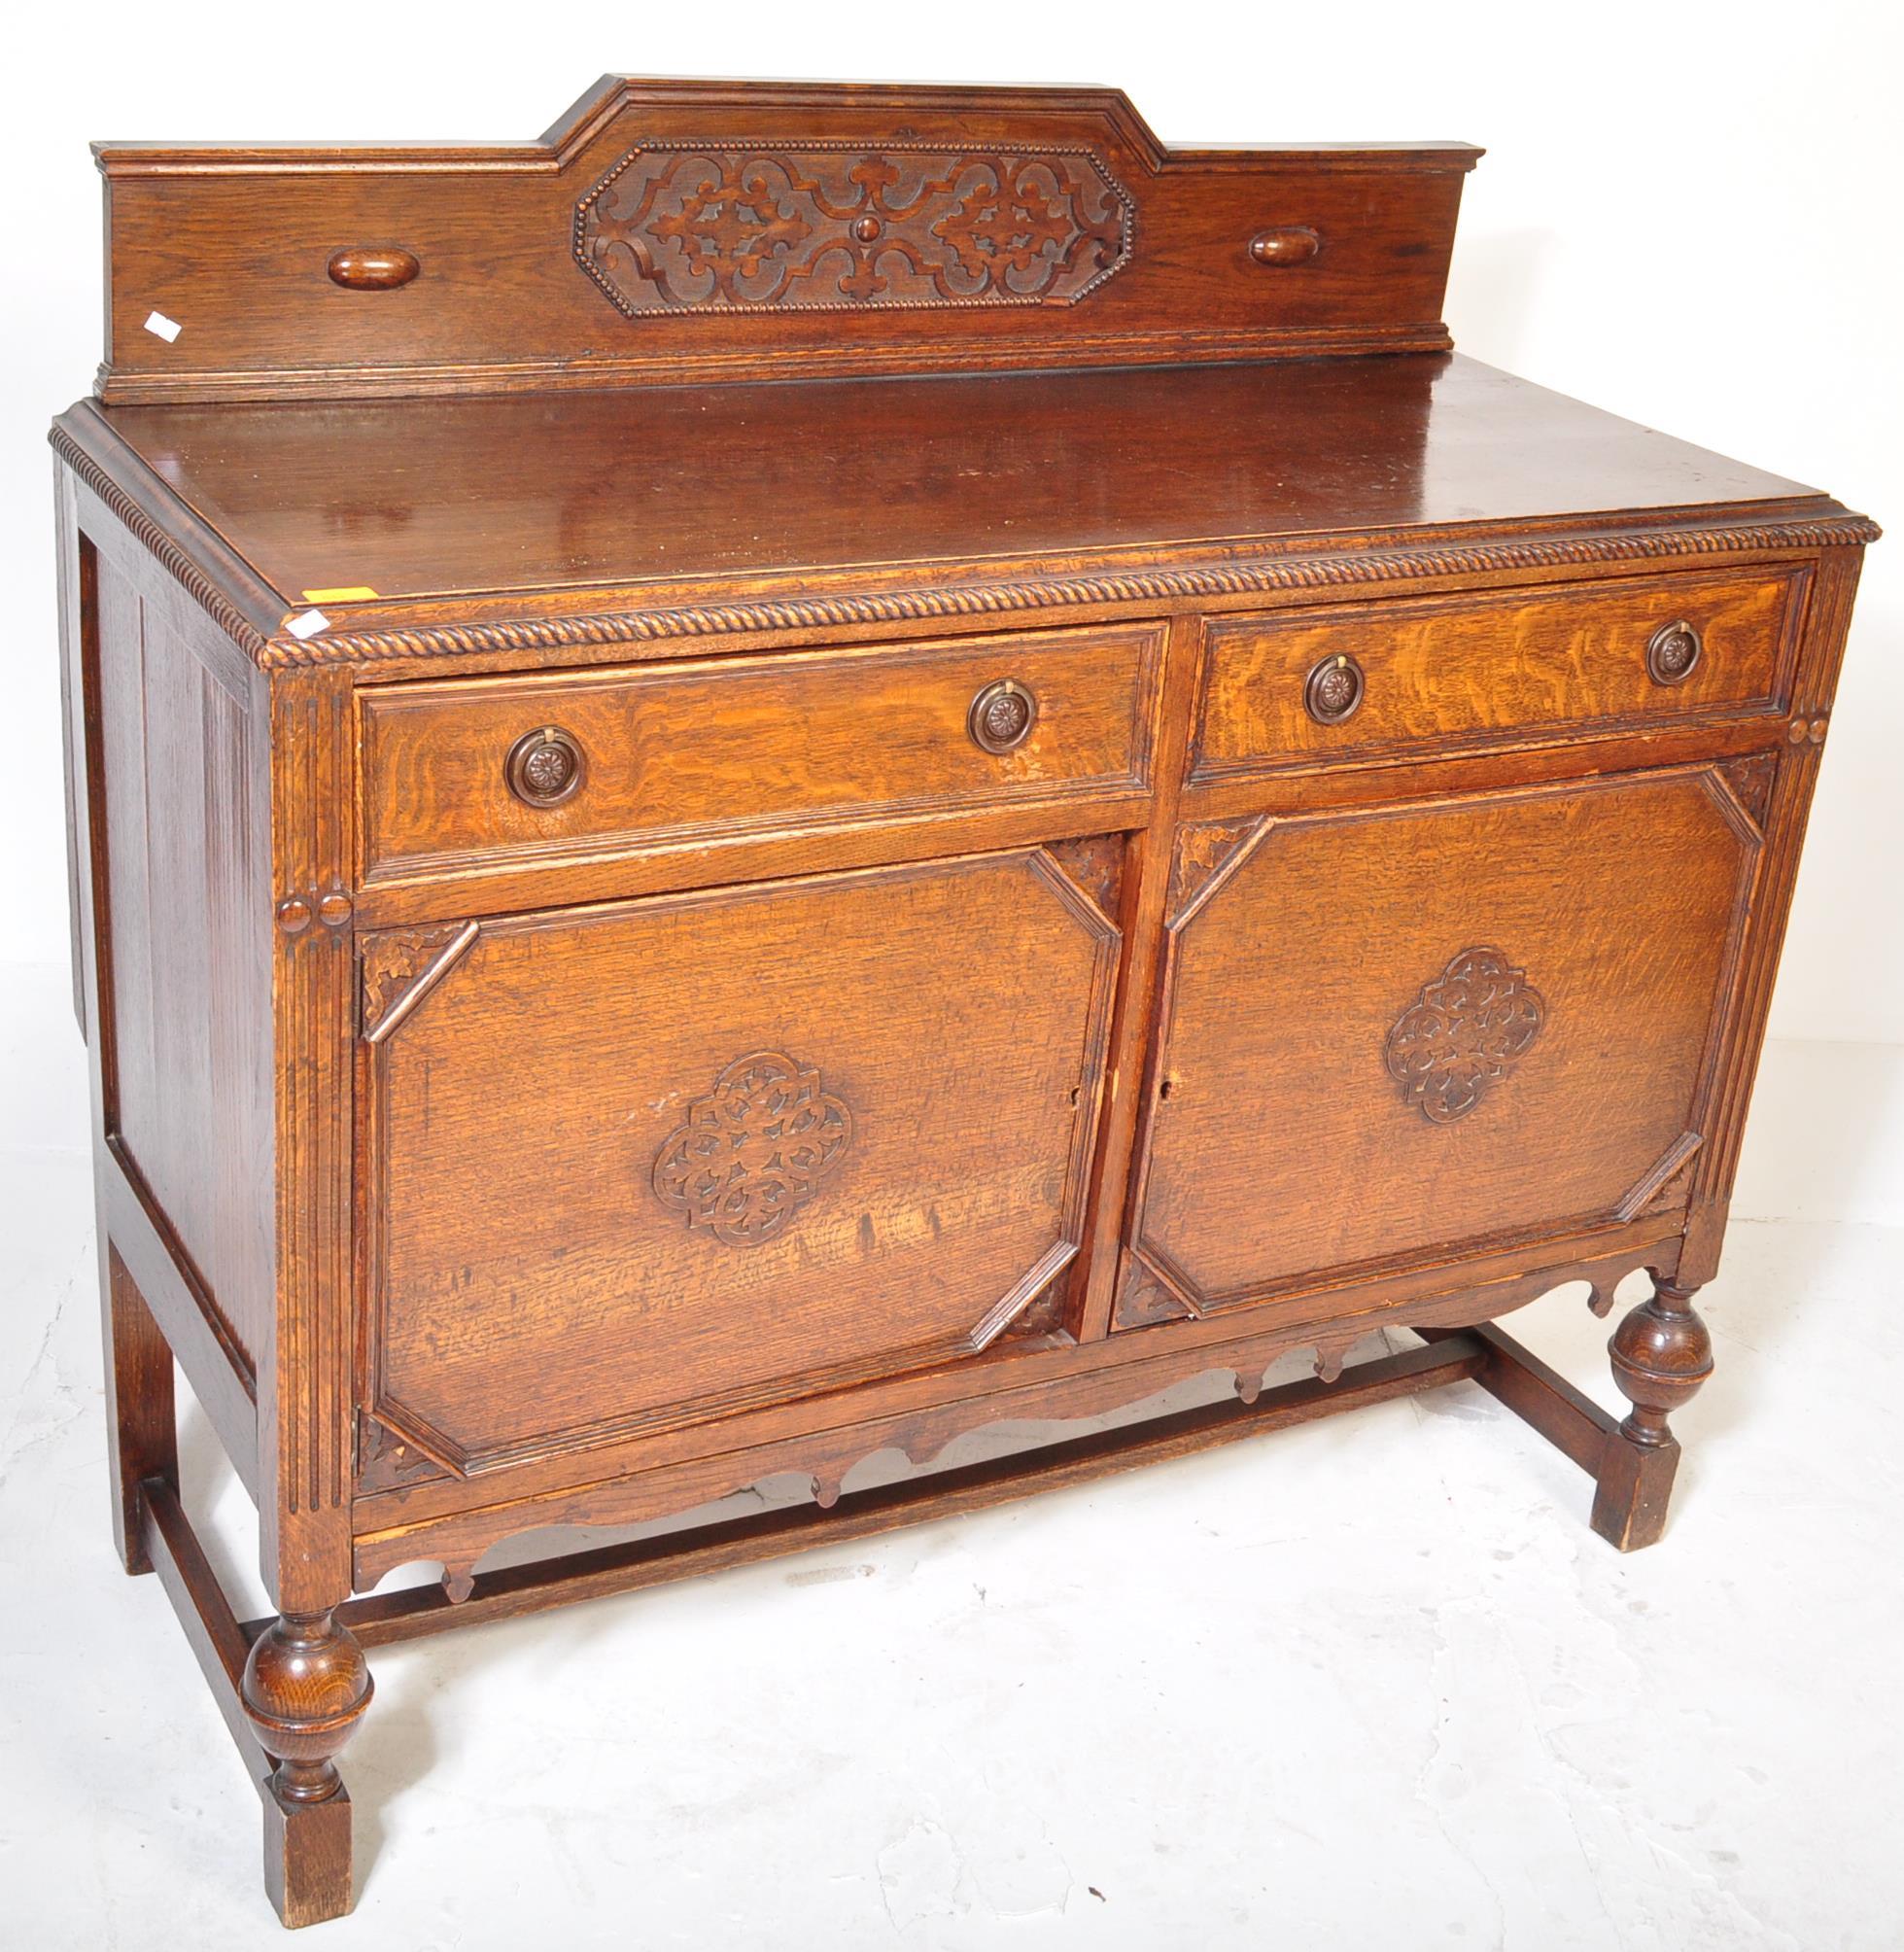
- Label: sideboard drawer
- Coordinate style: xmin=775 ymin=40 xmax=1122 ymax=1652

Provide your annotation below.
xmin=361 ymin=622 xmax=1162 ymax=880
xmin=1192 ymin=567 xmax=1804 ymax=780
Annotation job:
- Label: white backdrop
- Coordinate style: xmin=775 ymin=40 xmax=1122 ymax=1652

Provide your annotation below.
xmin=3 ymin=0 xmax=1897 ymax=1039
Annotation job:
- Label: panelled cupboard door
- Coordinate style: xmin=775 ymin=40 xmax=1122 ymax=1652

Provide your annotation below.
xmin=363 ymin=844 xmax=1121 ymax=1473
xmin=1117 ymin=763 xmax=1769 ymax=1326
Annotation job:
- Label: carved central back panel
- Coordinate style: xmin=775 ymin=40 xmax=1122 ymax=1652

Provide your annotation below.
xmin=575 ymin=143 xmax=1133 ymax=314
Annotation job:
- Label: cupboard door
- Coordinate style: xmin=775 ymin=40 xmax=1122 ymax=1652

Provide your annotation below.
xmin=1118 ymin=765 xmax=1766 ymax=1325
xmin=363 ymin=844 xmax=1121 ymax=1472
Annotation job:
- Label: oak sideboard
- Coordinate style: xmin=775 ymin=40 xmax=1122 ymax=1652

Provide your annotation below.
xmin=50 ymin=77 xmax=1876 ymax=1926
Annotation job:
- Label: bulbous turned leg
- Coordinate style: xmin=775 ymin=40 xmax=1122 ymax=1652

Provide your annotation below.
xmin=1590 ymin=1277 xmax=1714 ymax=1551
xmin=241 ymin=1611 xmax=373 ymax=1926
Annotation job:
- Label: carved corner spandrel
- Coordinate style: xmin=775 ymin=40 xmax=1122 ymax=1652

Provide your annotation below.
xmin=361 ymin=921 xmax=481 ymax=1044
xmin=1714 ymin=750 xmax=1780 ymax=835
xmin=1114 ymin=1257 xmax=1197 ymax=1331
xmin=997 ymin=1277 xmax=1073 ymax=1344
xmin=1044 ymin=832 xmax=1126 ymax=926
xmin=357 ymin=1412 xmax=451 ymax=1495
xmin=1166 ymin=817 xmax=1265 ymax=925
xmin=1612 ymin=1131 xmax=1704 ymax=1225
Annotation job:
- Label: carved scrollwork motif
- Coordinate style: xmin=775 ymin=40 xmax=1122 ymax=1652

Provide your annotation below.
xmin=1385 ymin=947 xmax=1546 ymax=1125
xmin=653 ymin=1050 xmax=853 ymax=1246
xmin=575 ymin=143 xmax=1133 ymax=315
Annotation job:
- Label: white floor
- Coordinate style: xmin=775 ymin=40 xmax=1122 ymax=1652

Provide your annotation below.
xmin=2 ymin=959 xmax=1900 ymax=1950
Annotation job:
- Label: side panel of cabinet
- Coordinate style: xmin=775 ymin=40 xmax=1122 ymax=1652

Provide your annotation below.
xmin=362 ymin=844 xmax=1121 ymax=1473
xmin=83 ymin=510 xmax=276 ymax=1378
xmin=1117 ymin=763 xmax=1767 ymax=1324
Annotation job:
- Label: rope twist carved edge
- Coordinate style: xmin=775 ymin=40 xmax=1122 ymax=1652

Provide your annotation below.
xmin=50 ymin=424 xmax=271 ymax=659
xmin=260 ymin=518 xmax=1882 ymax=668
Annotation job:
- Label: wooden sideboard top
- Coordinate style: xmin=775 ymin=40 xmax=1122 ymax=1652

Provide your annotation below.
xmin=56 ymin=354 xmax=1871 ymax=671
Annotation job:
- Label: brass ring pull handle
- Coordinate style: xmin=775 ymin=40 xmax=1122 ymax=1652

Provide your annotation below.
xmin=969 ymin=679 xmax=1038 ymax=754
xmin=505 ymin=725 xmax=585 ymax=807
xmin=1646 ymin=619 xmax=1703 ymax=685
xmin=1303 ymin=652 xmax=1366 ymax=725
xmin=1249 ymin=227 xmax=1321 ymax=266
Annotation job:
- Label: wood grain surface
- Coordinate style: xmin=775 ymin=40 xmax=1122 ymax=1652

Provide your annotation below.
xmin=359 ymin=622 xmax=1160 ymax=882
xmin=367 ymin=847 xmax=1120 ymax=1471
xmin=88 ymin=357 xmax=1825 ymax=615
xmin=1126 ymin=766 xmax=1760 ymax=1309
xmin=1194 ymin=564 xmax=1805 ymax=780
xmin=88 ymin=516 xmax=274 ymax=1372
xmin=93 ymin=79 xmax=1475 ymax=404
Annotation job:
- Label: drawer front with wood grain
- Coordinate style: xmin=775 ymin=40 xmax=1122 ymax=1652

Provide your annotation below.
xmin=360 ymin=621 xmax=1163 ymax=882
xmin=1191 ymin=567 xmax=1806 ymax=782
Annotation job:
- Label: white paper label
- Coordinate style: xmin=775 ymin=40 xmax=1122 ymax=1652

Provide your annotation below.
xmin=286 ymin=610 xmax=329 ymax=640
xmin=143 ymin=310 xmax=182 ymax=343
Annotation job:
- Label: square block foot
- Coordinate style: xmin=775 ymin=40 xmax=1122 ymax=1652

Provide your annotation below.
xmin=1590 ymin=1432 xmax=1681 ymax=1551
xmin=262 ymin=1784 xmax=354 ymax=1929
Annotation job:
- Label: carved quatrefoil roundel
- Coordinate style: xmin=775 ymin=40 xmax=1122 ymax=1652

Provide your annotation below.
xmin=1384 ymin=948 xmax=1547 ymax=1125
xmin=653 ymin=1050 xmax=853 ymax=1246
xmin=575 ymin=143 xmax=1134 ymax=315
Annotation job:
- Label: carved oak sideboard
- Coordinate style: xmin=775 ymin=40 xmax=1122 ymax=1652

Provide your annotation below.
xmin=50 ymin=78 xmax=1876 ymax=1926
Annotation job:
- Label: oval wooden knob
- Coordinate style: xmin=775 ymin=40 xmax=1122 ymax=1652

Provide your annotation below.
xmin=1303 ymin=652 xmax=1365 ymax=725
xmin=1646 ymin=619 xmax=1703 ymax=685
xmin=968 ymin=680 xmax=1038 ymax=754
xmin=1249 ymin=227 xmax=1321 ymax=266
xmin=505 ymin=726 xmax=585 ymax=807
xmin=327 ymin=247 xmax=421 ymax=291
